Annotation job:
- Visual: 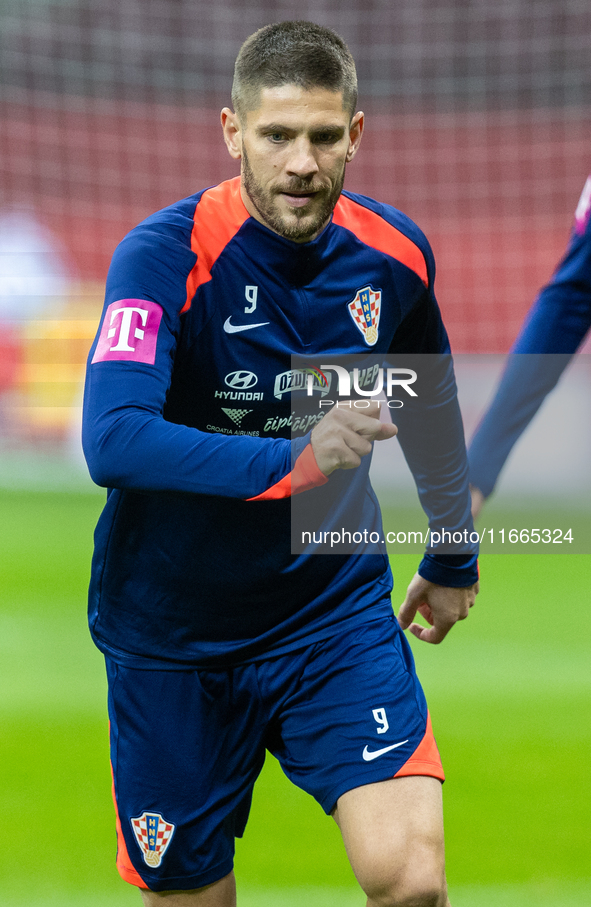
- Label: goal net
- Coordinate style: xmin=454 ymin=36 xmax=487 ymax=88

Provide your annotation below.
xmin=1 ymin=0 xmax=590 ymax=465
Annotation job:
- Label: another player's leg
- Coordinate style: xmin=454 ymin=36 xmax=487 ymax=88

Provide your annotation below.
xmin=139 ymin=871 xmax=237 ymax=906
xmin=333 ymin=775 xmax=450 ymax=907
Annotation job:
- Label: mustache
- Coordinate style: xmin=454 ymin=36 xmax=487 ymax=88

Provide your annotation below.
xmin=275 ymin=180 xmax=327 ymax=194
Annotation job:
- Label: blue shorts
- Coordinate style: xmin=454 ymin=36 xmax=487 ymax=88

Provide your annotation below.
xmin=107 ymin=615 xmax=444 ymax=892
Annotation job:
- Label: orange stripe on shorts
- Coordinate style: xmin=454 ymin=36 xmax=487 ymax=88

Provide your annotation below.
xmin=110 ymin=763 xmax=149 ymax=889
xmin=393 ymin=711 xmax=445 ymax=782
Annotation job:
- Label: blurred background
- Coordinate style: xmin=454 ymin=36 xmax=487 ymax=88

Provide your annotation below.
xmin=1 ymin=0 xmax=591 ymax=478
xmin=1 ymin=2 xmax=590 ymax=906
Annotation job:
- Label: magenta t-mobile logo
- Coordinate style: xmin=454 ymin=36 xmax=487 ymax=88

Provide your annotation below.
xmin=92 ymin=299 xmax=163 ymax=364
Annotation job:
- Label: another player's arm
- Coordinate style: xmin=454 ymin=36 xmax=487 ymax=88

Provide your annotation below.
xmin=468 ymin=205 xmax=591 ymax=513
xmin=468 ymin=352 xmax=577 ymax=513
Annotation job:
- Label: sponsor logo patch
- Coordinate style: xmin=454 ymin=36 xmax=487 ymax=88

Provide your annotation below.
xmin=274 ymin=369 xmax=331 ymax=399
xmin=362 ymin=740 xmax=409 ymax=762
xmin=348 ymin=286 xmax=381 ymax=346
xmin=92 ymin=299 xmax=163 ymax=364
xmin=222 ymin=407 xmax=252 ymax=427
xmin=263 ymin=411 xmax=325 ymax=434
xmin=225 ymin=370 xmax=258 ymax=389
xmin=131 ymin=811 xmax=175 ymax=867
xmin=223 ymin=317 xmax=268 ymax=333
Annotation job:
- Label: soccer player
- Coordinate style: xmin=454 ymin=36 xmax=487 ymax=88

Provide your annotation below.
xmin=469 ymin=175 xmax=591 ymax=517
xmin=83 ymin=21 xmax=478 ymax=907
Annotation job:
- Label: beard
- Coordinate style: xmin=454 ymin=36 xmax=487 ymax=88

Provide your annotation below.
xmin=241 ymin=146 xmax=346 ymax=242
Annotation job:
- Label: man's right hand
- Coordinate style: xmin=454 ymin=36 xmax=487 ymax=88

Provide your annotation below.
xmin=310 ymin=401 xmax=397 ymax=477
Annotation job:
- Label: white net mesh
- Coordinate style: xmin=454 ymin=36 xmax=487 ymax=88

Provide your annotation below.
xmin=1 ymin=1 xmax=590 ymax=468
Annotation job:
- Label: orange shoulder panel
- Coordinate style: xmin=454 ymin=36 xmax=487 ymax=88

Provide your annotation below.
xmin=182 ymin=177 xmax=249 ymax=313
xmin=333 ymin=196 xmax=428 ymax=287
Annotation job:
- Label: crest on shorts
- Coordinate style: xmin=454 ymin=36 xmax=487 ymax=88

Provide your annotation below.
xmin=131 ymin=812 xmax=175 ymax=867
xmin=348 ymin=286 xmax=381 ymax=346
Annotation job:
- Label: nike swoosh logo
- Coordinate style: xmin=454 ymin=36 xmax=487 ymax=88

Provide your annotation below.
xmin=362 ymin=740 xmax=409 ymax=762
xmin=223 ymin=317 xmax=269 ymax=333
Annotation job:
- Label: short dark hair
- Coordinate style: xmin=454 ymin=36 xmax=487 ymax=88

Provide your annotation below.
xmin=232 ymin=21 xmax=358 ymax=120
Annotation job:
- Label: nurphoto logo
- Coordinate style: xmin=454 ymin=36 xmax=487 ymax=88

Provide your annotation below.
xmin=305 ymin=363 xmax=418 ymax=409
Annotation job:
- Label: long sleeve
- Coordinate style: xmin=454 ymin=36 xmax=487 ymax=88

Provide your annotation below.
xmin=388 ymin=282 xmax=478 ymax=588
xmin=82 ymin=222 xmax=326 ymax=501
xmin=469 ymin=212 xmax=591 ymax=499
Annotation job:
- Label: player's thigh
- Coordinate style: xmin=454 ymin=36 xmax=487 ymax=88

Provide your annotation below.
xmin=334 ymin=775 xmax=447 ymax=903
xmin=107 ymin=660 xmax=266 ymax=893
xmin=140 ymin=870 xmax=236 ymax=906
xmin=267 ymin=615 xmax=443 ymax=815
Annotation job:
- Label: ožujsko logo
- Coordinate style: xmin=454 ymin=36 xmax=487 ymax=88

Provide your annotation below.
xmin=274 ymin=367 xmax=331 ymax=399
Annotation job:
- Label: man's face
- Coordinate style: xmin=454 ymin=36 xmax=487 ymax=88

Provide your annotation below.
xmin=222 ymin=85 xmax=364 ymax=243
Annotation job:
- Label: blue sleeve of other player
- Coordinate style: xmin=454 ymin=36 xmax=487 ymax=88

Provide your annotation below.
xmin=468 ymin=212 xmax=591 ymax=498
xmin=467 ymin=353 xmax=573 ymax=498
xmin=512 ymin=218 xmax=591 ymax=354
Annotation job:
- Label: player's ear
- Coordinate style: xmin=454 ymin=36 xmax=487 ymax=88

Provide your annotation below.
xmin=346 ymin=111 xmax=364 ymax=163
xmin=221 ymin=108 xmax=242 ymax=160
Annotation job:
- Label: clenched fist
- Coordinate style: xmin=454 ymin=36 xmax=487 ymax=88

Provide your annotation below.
xmin=311 ymin=401 xmax=397 ymax=476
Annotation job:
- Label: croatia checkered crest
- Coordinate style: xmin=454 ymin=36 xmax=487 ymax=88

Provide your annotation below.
xmin=131 ymin=812 xmax=175 ymax=867
xmin=348 ymin=286 xmax=381 ymax=346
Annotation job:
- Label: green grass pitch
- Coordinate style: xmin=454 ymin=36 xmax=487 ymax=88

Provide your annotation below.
xmin=0 ymin=489 xmax=589 ymax=905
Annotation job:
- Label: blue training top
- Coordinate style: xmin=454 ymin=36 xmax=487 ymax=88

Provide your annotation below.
xmin=83 ymin=177 xmax=478 ymax=669
xmin=468 ymin=175 xmax=591 ymax=499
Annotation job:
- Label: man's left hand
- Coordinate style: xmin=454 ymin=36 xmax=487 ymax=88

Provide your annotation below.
xmin=397 ymin=574 xmax=479 ymax=644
